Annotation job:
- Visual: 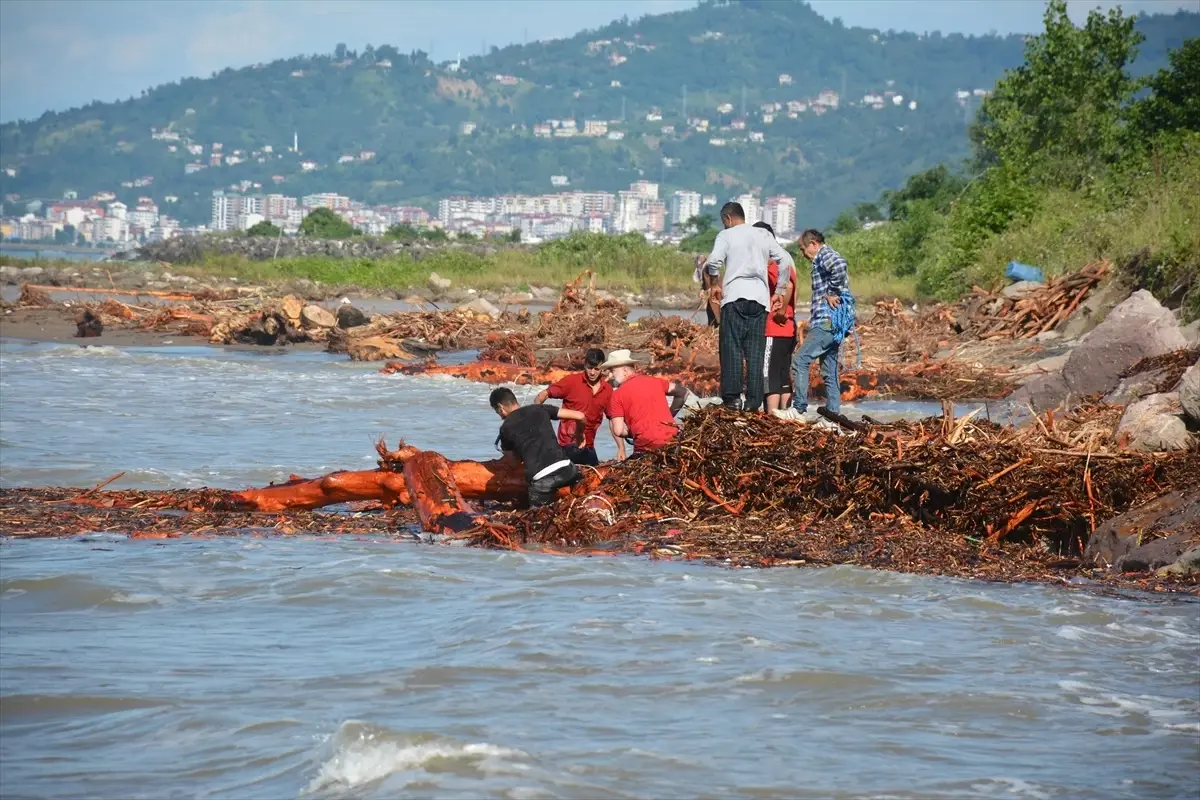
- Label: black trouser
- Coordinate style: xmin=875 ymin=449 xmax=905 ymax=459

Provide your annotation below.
xmin=528 ymin=463 xmax=581 ymax=507
xmin=563 ymin=444 xmax=600 ymax=467
xmin=718 ymin=298 xmax=767 ymax=411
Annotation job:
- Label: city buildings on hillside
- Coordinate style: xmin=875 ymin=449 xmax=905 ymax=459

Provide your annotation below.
xmin=4 ymin=180 xmax=799 ymax=247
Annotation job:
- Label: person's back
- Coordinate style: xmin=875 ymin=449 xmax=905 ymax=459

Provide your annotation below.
xmin=710 ymin=223 xmax=785 ymax=310
xmin=498 ymin=405 xmax=568 ymax=482
xmin=610 ymin=374 xmax=677 ymax=451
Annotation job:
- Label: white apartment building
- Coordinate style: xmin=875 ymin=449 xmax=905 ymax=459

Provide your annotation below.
xmin=763 ymin=195 xmax=797 ymax=236
xmin=211 ymin=191 xmax=231 ymax=231
xmin=669 ymin=190 xmax=701 ymax=227
xmin=301 ymin=193 xmax=351 ymax=211
xmin=629 ymin=180 xmax=658 ymax=202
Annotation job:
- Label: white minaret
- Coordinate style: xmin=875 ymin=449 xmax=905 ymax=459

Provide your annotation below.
xmin=293 ymin=132 xmax=298 ymax=153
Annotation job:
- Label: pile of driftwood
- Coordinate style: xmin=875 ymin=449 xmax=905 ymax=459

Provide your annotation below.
xmin=959 ymin=261 xmax=1110 ymax=340
xmin=458 ymin=405 xmax=1198 ymax=584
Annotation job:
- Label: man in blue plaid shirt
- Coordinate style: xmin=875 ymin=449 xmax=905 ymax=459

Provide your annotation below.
xmin=773 ymin=229 xmax=851 ymax=422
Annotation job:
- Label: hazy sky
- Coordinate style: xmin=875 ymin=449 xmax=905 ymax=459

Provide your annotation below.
xmin=0 ymin=0 xmax=1192 ymax=123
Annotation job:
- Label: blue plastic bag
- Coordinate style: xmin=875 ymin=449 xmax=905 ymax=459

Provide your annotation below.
xmin=1005 ymin=261 xmax=1044 ymax=283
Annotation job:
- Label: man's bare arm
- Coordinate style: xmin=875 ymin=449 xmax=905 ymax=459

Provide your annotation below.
xmin=666 ymin=382 xmax=688 ymax=417
xmin=535 ymin=389 xmax=550 ymax=404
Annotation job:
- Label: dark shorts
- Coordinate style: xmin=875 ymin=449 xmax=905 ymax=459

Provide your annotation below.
xmin=528 ymin=463 xmax=581 ymax=507
xmin=764 ymin=335 xmax=796 ymax=395
xmin=563 ymin=444 xmax=600 ymax=467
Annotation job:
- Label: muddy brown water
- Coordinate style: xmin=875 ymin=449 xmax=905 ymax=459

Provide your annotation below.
xmin=0 ymin=338 xmax=1196 ymax=799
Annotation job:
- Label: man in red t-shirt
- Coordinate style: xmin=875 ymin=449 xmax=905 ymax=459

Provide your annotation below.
xmin=534 ymin=348 xmax=623 ymax=466
xmin=600 ymin=349 xmax=689 ymax=458
xmin=754 ymin=221 xmax=797 ymax=413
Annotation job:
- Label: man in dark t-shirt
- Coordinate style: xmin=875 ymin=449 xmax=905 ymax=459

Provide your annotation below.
xmin=490 ymin=387 xmax=586 ymax=507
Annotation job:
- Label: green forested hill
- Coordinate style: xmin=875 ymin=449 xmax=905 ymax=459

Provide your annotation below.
xmin=1 ymin=0 xmax=1196 ymax=227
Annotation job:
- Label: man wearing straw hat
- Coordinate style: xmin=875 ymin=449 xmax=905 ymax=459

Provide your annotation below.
xmin=599 ymin=349 xmax=689 ymax=458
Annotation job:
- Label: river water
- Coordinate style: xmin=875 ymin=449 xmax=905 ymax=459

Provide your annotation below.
xmin=1 ymin=338 xmax=1198 ymax=799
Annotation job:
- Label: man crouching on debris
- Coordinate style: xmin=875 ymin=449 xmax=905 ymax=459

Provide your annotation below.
xmin=601 ymin=349 xmax=689 ymax=459
xmin=490 ymin=387 xmax=587 ymax=507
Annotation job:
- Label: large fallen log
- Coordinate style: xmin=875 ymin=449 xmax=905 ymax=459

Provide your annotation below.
xmin=223 ymin=441 xmax=536 ymax=512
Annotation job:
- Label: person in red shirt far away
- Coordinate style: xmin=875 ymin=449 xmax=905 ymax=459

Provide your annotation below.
xmin=753 ymin=221 xmax=797 ymax=414
xmin=599 ymin=349 xmax=689 ymax=459
xmin=534 ymin=347 xmax=624 ymax=466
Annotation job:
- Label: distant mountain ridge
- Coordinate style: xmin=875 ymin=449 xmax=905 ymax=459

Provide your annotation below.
xmin=2 ymin=0 xmax=1196 ymax=227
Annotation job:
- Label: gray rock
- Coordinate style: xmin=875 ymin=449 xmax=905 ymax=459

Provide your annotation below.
xmin=0 ymin=265 xmax=21 ymax=283
xmin=1034 ymin=330 xmax=1061 ymax=342
xmin=1115 ymin=392 xmax=1192 ymax=452
xmin=498 ymin=292 xmax=534 ymax=305
xmin=1016 ymin=353 xmax=1070 ymax=377
xmin=19 ymin=266 xmax=45 ymax=281
xmin=1083 ymin=489 xmax=1200 ymax=570
xmin=1118 ymin=533 xmax=1196 ymax=573
xmin=1061 ymin=278 xmax=1132 ymax=340
xmin=1180 ymin=363 xmax=1200 ymax=424
xmin=1062 ymin=290 xmax=1187 ymax=398
xmin=1104 ymin=368 xmax=1170 ymax=406
xmin=1002 ymin=280 xmax=1044 ymax=298
xmin=428 ymin=272 xmax=452 ymax=292
xmin=1156 ymin=545 xmax=1200 ymax=577
xmin=1006 ymin=372 xmax=1072 ymax=413
xmin=530 ymin=285 xmax=558 ymax=301
xmin=336 ymin=304 xmax=370 ymax=329
xmin=1180 ymin=319 xmax=1200 ymax=347
xmin=456 ymin=297 xmax=500 ymax=318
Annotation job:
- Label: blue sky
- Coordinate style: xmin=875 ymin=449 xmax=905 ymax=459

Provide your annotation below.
xmin=0 ymin=0 xmax=1192 ymax=123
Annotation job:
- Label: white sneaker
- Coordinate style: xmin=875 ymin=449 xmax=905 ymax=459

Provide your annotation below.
xmin=771 ymin=407 xmax=810 ymax=422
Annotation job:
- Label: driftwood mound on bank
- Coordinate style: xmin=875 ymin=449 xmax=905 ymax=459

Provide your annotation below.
xmin=460 ymin=406 xmax=1199 ymax=584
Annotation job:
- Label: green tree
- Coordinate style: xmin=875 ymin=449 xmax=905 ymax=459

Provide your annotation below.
xmin=53 ymin=224 xmax=77 ymax=245
xmin=299 ymin=207 xmax=359 ymax=239
xmin=245 ymin=219 xmax=281 ymax=237
xmin=1125 ymin=38 xmax=1200 ymax=140
xmin=385 ymin=223 xmax=420 ymax=242
xmin=830 ymin=210 xmax=861 ymax=235
xmin=884 ymin=165 xmax=968 ymax=220
xmin=970 ymin=0 xmax=1144 ymax=183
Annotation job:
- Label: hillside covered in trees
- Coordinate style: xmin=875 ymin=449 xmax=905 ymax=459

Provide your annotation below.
xmin=1 ymin=0 xmax=1197 ymax=227
xmin=824 ymin=0 xmax=1199 ymax=316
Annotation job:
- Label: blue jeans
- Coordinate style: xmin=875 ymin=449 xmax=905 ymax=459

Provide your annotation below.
xmin=791 ymin=320 xmax=842 ymax=414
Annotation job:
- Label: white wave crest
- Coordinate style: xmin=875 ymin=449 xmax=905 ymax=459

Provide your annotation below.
xmin=306 ymin=721 xmax=529 ymax=793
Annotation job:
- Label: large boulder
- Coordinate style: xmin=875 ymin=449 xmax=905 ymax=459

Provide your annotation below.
xmin=1115 ymin=392 xmax=1192 ymax=452
xmin=1180 ymin=319 xmax=1200 ymax=347
xmin=1180 ymin=363 xmax=1200 ymax=424
xmin=1083 ymin=489 xmax=1200 ymax=572
xmin=1060 ymin=278 xmax=1133 ymax=340
xmin=1061 ymin=290 xmax=1187 ymax=398
xmin=428 ymin=272 xmax=452 ymax=293
xmin=336 ymin=304 xmax=370 ymax=329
